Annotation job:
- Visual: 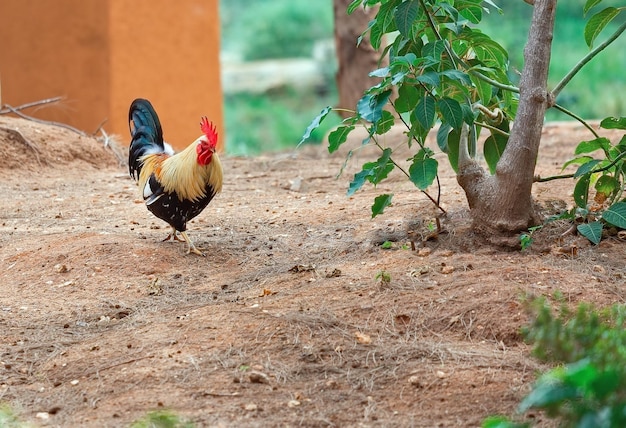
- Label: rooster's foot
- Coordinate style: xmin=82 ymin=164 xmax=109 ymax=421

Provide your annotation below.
xmin=180 ymin=231 xmax=206 ymax=257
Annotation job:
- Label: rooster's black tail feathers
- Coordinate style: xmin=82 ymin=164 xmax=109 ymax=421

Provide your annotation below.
xmin=128 ymin=98 xmax=166 ymax=179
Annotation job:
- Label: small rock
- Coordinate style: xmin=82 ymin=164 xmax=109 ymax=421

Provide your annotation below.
xmin=436 ymin=370 xmax=446 ymax=378
xmin=592 ymin=265 xmax=605 ymax=273
xmin=54 ymin=264 xmax=69 ymax=273
xmin=408 ymin=375 xmax=421 ymax=386
xmin=325 ymin=379 xmax=338 ymax=389
xmin=244 ymin=403 xmax=258 ymax=411
xmin=441 ymin=265 xmax=455 ymax=275
xmin=355 ymin=332 xmax=371 ymax=345
xmin=417 ymin=247 xmax=432 ymax=257
xmin=70 ymin=379 xmax=79 ymax=385
xmin=289 ymin=177 xmax=305 ymax=192
xmin=97 ymin=316 xmax=111 ymax=325
xmin=36 ymin=412 xmax=50 ymax=420
xmin=249 ymin=371 xmax=270 ymax=384
xmin=287 ymin=400 xmax=301 ymax=408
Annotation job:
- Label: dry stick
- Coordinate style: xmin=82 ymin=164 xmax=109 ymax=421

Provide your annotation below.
xmin=0 ymin=125 xmax=42 ymax=166
xmin=97 ymin=127 xmax=126 ymax=165
xmin=2 ymin=104 xmax=87 ymax=136
xmin=91 ymin=118 xmax=108 ymax=136
xmin=0 ymin=96 xmax=63 ymax=115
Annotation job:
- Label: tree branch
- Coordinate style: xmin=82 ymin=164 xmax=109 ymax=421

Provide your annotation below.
xmin=535 ymin=150 xmax=626 ymax=182
xmin=552 ymin=103 xmax=600 ymax=139
xmin=0 ymin=97 xmax=63 ymax=115
xmin=552 ymin=20 xmax=626 ymax=98
xmin=2 ymin=104 xmax=87 ymax=136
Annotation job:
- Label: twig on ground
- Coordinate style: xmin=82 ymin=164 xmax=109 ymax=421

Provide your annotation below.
xmin=0 ymin=96 xmax=63 ymax=115
xmin=2 ymin=103 xmax=87 ymax=136
xmin=97 ymin=128 xmax=127 ymax=166
xmin=91 ymin=118 xmax=108 ymax=136
xmin=0 ymin=125 xmax=42 ymax=166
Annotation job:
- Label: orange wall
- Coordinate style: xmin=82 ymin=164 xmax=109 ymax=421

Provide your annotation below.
xmin=0 ymin=1 xmax=110 ymax=131
xmin=0 ymin=0 xmax=223 ymax=150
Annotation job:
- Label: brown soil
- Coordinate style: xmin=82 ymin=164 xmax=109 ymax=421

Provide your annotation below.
xmin=1 ymin=116 xmax=624 ymax=427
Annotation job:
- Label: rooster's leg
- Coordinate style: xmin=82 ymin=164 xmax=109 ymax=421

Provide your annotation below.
xmin=179 ymin=231 xmax=205 ymax=257
xmin=162 ymin=226 xmax=185 ymax=242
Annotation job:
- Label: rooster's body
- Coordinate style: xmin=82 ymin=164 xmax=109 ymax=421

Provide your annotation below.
xmin=128 ymin=98 xmax=223 ymax=256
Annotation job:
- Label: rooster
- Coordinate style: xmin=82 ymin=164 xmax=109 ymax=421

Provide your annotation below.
xmin=128 ymin=98 xmax=223 ymax=256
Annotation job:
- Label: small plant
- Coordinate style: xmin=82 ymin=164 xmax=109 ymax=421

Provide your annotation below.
xmin=380 ymin=240 xmax=394 ymax=249
xmin=536 ymin=116 xmax=626 ymax=245
xmin=0 ymin=404 xmax=30 ymax=428
xmin=375 ymin=270 xmax=391 ymax=286
xmin=130 ymin=410 xmax=195 ymax=428
xmin=483 ymin=298 xmax=626 ymax=427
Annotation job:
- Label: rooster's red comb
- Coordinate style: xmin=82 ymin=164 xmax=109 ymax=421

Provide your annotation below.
xmin=200 ymin=117 xmax=218 ymax=148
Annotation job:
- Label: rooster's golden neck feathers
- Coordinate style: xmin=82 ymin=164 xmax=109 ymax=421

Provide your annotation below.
xmin=139 ymin=138 xmax=223 ymax=202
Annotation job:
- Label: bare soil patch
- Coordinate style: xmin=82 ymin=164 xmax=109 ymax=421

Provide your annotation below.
xmin=1 ymin=117 xmax=625 ymax=427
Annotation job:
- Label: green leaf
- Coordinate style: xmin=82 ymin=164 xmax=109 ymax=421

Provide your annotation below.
xmin=574 ymin=174 xmax=591 ymax=208
xmin=437 ymin=98 xmax=464 ymax=130
xmin=370 ymin=19 xmax=384 ymax=50
xmin=415 ymin=71 xmax=440 ymax=87
xmin=440 ymin=70 xmax=472 ymax=86
xmin=484 ymin=132 xmax=508 ymax=174
xmin=409 ymin=156 xmax=438 ymax=190
xmin=519 ymin=368 xmax=580 ymax=412
xmin=574 ymin=159 xmax=601 ymax=178
xmin=422 ymin=40 xmax=447 ymax=65
xmin=603 ymin=202 xmax=626 ymax=229
xmin=376 ymin=111 xmax=395 ymax=135
xmin=358 ymin=18 xmax=377 ymax=47
xmin=347 ymin=0 xmax=363 ymax=14
xmin=395 ymin=84 xmax=420 ymax=113
xmin=446 ymin=127 xmax=461 ymax=173
xmin=470 ymin=35 xmax=508 ymax=67
xmin=348 ymin=169 xmax=371 ymax=196
xmin=328 ymin=125 xmax=355 ymax=153
xmin=595 ymin=175 xmax=619 ymax=197
xmin=437 ymin=123 xmax=452 ymax=153
xmin=584 ymin=7 xmax=619 ymax=48
xmin=347 ymin=148 xmax=394 ymax=196
xmin=299 ymin=106 xmax=332 ymax=145
xmin=394 ymin=0 xmax=419 ymax=38
xmin=377 ymin=0 xmax=401 ymax=33
xmin=577 ymin=222 xmax=603 ymax=245
xmin=413 ymin=95 xmax=436 ymax=130
xmin=458 ymin=3 xmax=482 ymax=24
xmin=562 ymin=155 xmax=593 ymax=171
xmin=584 ymin=0 xmax=602 ymax=15
xmin=357 ymin=90 xmax=393 ymax=124
xmin=575 ymin=137 xmax=611 ymax=155
xmin=369 ymin=67 xmax=390 ymax=78
xmin=470 ymin=73 xmax=493 ymax=106
xmin=600 ymin=116 xmax=626 ymax=130
xmin=481 ymin=416 xmax=526 ymax=428
xmin=372 ymin=194 xmax=394 ymax=218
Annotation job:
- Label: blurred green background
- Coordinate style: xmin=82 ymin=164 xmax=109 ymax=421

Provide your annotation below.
xmin=220 ymin=0 xmax=625 ymax=156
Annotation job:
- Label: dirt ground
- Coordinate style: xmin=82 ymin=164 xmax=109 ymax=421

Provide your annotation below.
xmin=1 ymin=115 xmax=625 ymax=427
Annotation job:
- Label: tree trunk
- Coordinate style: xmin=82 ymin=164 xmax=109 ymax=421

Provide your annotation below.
xmin=333 ymin=0 xmax=386 ymax=118
xmin=456 ymin=0 xmax=557 ymax=243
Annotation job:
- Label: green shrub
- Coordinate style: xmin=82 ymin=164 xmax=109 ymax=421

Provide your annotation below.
xmin=0 ymin=404 xmax=30 ymax=428
xmin=483 ymin=299 xmax=626 ymax=427
xmin=130 ymin=410 xmax=194 ymax=428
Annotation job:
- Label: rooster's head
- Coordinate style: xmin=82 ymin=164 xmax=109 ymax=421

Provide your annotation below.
xmin=197 ymin=117 xmax=218 ymax=165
